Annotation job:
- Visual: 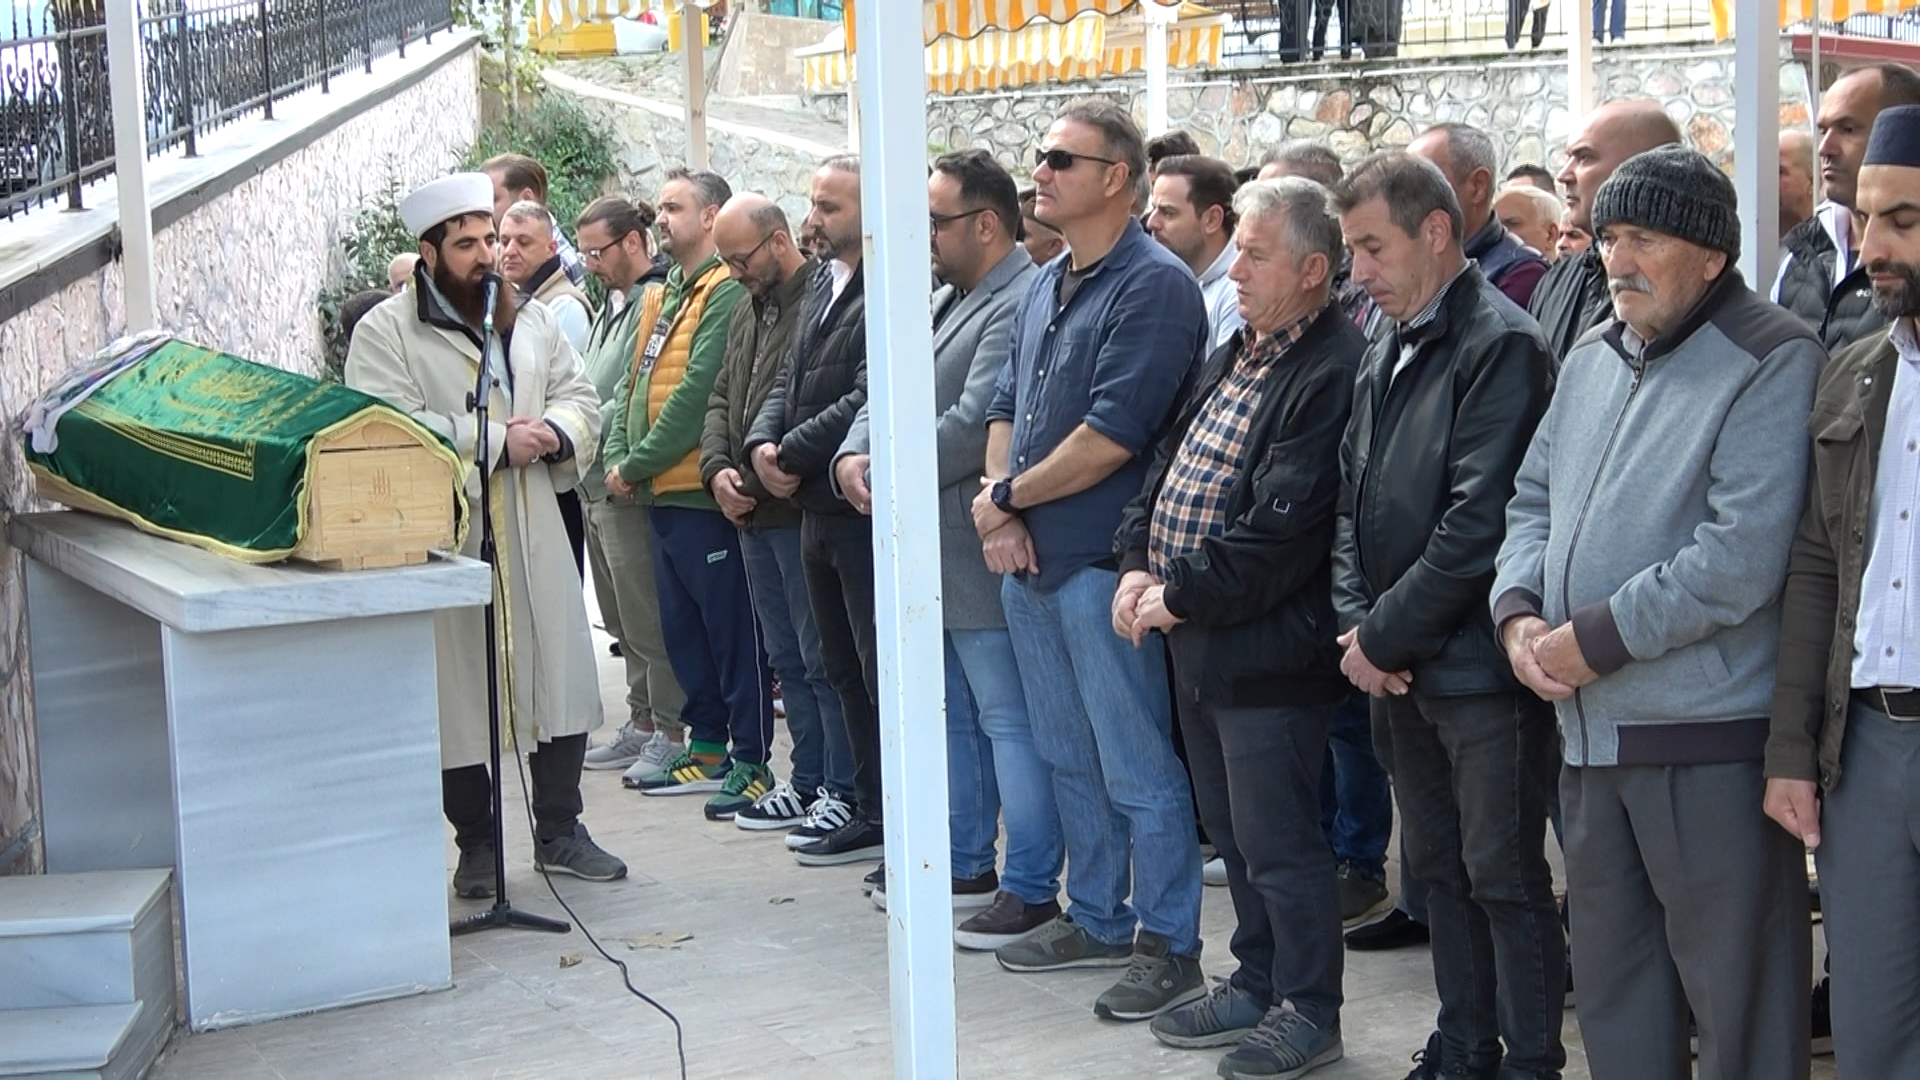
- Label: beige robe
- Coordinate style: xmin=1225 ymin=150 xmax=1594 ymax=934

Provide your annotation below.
xmin=346 ymin=284 xmax=604 ymax=769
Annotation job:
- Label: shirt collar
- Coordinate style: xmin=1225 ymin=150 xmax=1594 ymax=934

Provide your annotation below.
xmin=1401 ymin=262 xmax=1472 ymax=333
xmin=1199 ymin=237 xmax=1238 ymax=287
xmin=1893 ymin=318 xmax=1920 ymax=368
xmin=828 ymin=258 xmax=855 ymax=291
xmin=1239 ymin=307 xmax=1318 ymax=366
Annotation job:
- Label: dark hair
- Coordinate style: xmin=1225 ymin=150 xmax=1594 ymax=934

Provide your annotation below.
xmin=338 ymin=289 xmax=389 ymax=345
xmin=1864 ymin=63 xmax=1920 ymax=108
xmin=933 ymin=148 xmax=1022 ymax=243
xmin=420 ymin=210 xmax=494 ymax=250
xmin=1059 ymin=97 xmax=1148 ymax=202
xmin=664 ymin=167 xmax=733 ymax=209
xmin=576 ymin=195 xmax=656 ymax=238
xmin=1260 ymin=141 xmax=1344 ymax=188
xmin=1330 ymin=151 xmax=1464 ymax=242
xmin=481 ymin=153 xmax=549 ymax=203
xmin=1152 ymin=154 xmax=1241 ymax=234
xmin=1146 ymin=130 xmax=1201 ymax=167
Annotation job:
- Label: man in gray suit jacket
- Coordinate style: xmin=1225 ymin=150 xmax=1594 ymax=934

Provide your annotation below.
xmin=835 ymin=150 xmax=1064 ymax=946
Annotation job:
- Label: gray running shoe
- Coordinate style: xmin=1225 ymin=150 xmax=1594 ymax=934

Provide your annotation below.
xmin=1151 ymin=977 xmax=1268 ymax=1048
xmin=534 ymin=828 xmax=628 ymax=882
xmin=453 ymin=845 xmax=496 ymax=899
xmin=584 ymin=722 xmax=652 ymax=770
xmin=1216 ymin=1006 xmax=1342 ymax=1079
xmin=1093 ymin=931 xmax=1206 ymax=1021
xmin=995 ymin=914 xmax=1134 ymax=973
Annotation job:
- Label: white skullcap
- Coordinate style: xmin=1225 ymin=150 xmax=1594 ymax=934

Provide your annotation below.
xmin=400 ymin=173 xmax=494 ymax=237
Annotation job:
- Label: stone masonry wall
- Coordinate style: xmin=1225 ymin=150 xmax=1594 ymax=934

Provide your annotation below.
xmin=0 ymin=48 xmax=480 ymax=875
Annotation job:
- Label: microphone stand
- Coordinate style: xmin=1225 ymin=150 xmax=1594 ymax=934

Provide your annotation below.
xmin=452 ymin=274 xmax=571 ymax=938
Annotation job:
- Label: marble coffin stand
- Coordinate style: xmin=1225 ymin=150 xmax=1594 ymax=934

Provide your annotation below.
xmin=8 ymin=511 xmax=493 ymax=1031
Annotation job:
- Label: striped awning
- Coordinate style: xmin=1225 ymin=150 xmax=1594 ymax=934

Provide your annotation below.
xmin=1710 ymin=0 xmax=1920 ymax=37
xmin=537 ymin=0 xmax=669 ymax=22
xmin=842 ymin=0 xmax=1186 ymax=54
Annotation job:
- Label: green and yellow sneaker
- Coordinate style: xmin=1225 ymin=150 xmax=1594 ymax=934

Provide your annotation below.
xmin=633 ymin=750 xmax=729 ymax=796
xmin=705 ymin=760 xmax=775 ymax=821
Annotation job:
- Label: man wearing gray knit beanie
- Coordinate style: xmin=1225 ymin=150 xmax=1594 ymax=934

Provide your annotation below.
xmin=1492 ymin=143 xmax=1825 ymax=1080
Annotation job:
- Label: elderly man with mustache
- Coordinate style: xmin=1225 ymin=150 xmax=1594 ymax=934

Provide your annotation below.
xmin=1492 ymin=145 xmax=1826 ymax=1080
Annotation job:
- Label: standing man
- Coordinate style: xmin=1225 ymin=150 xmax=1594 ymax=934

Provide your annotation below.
xmin=347 ymin=173 xmax=625 ymax=893
xmin=603 ymin=169 xmax=773 ymax=823
xmin=745 ymin=155 xmax=886 ymax=867
xmin=572 ymin=196 xmax=687 ymax=779
xmin=1259 ymin=142 xmax=1384 ymax=338
xmin=1497 ymin=146 xmax=1820 ymax=1080
xmin=1777 ymin=65 xmax=1920 ymax=353
xmin=705 ymin=193 xmax=856 ymax=837
xmin=1147 ymin=154 xmax=1246 ymax=349
xmin=1531 ymin=100 xmax=1681 ymax=365
xmin=499 ymin=200 xmax=592 ymax=353
xmin=1121 ymin=177 xmax=1364 ymax=1080
xmin=833 ymin=151 xmax=1064 ymax=934
xmin=1410 ymin=123 xmax=1549 ymax=308
xmin=481 ymin=153 xmax=588 ymax=285
xmin=1330 ymin=153 xmax=1563 ymax=1078
xmin=978 ymin=98 xmax=1210 ymax=1023
xmin=1768 ymin=105 xmax=1920 ymax=1077
xmin=1780 ymin=129 xmax=1818 ymax=245
xmin=1497 ymin=183 xmax=1565 ymax=264
xmin=1020 ymin=188 xmax=1066 ymax=266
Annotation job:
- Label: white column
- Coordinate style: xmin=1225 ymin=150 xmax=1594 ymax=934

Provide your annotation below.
xmin=1734 ymin=0 xmax=1780 ymax=286
xmin=106 ymin=0 xmax=157 ymax=333
xmin=1144 ymin=3 xmax=1172 ymax=135
xmin=683 ymin=0 xmax=709 ymax=169
xmin=1568 ymin=0 xmax=1595 ymax=119
xmin=853 ymin=0 xmax=956 ymax=1075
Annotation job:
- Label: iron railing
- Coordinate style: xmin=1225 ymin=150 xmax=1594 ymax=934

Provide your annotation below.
xmin=1215 ymin=0 xmax=1721 ymax=63
xmin=0 ymin=0 xmax=453 ymax=220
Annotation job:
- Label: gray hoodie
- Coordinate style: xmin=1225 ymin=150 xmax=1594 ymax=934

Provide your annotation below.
xmin=1491 ymin=270 xmax=1823 ymax=767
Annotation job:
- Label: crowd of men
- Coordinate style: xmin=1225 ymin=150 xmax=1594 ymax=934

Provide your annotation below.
xmin=334 ymin=61 xmax=1920 ymax=1079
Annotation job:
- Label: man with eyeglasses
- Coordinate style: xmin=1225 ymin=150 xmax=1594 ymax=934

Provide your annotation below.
xmin=976 ymin=98 xmax=1211 ymax=1024
xmin=572 ymin=196 xmax=689 ymax=783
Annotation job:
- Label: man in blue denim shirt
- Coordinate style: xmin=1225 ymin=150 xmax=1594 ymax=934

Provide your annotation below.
xmin=973 ymin=98 xmax=1211 ymax=1024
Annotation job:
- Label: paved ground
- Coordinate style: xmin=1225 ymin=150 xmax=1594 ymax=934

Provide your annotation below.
xmin=150 ymin=613 xmax=1838 ymax=1079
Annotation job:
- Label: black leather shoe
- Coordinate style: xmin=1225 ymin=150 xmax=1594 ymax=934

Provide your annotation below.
xmin=1345 ymin=908 xmax=1430 ymax=951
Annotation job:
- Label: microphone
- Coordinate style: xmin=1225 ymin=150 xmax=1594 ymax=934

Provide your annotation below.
xmin=479 ymin=271 xmax=502 ymax=339
xmin=469 ymin=271 xmax=504 ymax=415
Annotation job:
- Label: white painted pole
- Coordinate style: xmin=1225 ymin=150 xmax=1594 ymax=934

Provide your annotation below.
xmin=854 ymin=0 xmax=955 ymax=1075
xmin=1809 ymin=2 xmax=1823 ymax=124
xmin=682 ymin=0 xmax=709 ymax=169
xmin=1567 ymin=0 xmax=1595 ymax=120
xmin=1735 ymin=0 xmax=1781 ymax=286
xmin=848 ymin=75 xmax=861 ymax=151
xmin=107 ymin=0 xmax=157 ymax=334
xmin=1144 ymin=5 xmax=1171 ymax=135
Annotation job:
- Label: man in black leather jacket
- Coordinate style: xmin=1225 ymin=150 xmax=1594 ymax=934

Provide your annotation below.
xmin=1330 ymin=153 xmax=1564 ymax=1080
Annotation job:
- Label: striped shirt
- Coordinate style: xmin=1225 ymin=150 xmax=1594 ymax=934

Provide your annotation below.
xmin=1148 ymin=315 xmax=1313 ymax=580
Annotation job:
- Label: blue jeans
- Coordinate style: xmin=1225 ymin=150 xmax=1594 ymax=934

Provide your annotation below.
xmin=648 ymin=506 xmax=773 ymax=763
xmin=1001 ymin=567 xmax=1202 ymax=956
xmin=1319 ymin=689 xmax=1392 ymax=881
xmin=740 ymin=525 xmax=853 ymax=799
xmin=1594 ymin=0 xmax=1626 ymax=40
xmin=946 ymin=628 xmax=1064 ymax=905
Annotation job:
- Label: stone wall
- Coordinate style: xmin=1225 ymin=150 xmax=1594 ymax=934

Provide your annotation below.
xmin=0 ymin=46 xmax=480 ymax=875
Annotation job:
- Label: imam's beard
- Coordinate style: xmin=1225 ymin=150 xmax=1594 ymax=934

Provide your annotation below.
xmin=1867 ymin=259 xmax=1920 ymax=318
xmin=433 ymin=257 xmax=517 ymax=334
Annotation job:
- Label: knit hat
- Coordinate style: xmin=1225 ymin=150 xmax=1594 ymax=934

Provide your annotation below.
xmin=1590 ymin=145 xmax=1740 ymax=261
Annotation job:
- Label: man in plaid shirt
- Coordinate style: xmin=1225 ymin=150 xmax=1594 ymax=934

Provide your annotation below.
xmin=1114 ymin=176 xmax=1368 ymax=1080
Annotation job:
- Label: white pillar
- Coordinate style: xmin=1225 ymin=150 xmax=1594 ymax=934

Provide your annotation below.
xmin=1568 ymin=0 xmax=1595 ymax=119
xmin=682 ymin=0 xmax=709 ymax=169
xmin=1144 ymin=4 xmax=1172 ymax=135
xmin=106 ymin=0 xmax=157 ymax=333
xmin=1734 ymin=0 xmax=1781 ymax=286
xmin=852 ymin=0 xmax=955 ymax=1076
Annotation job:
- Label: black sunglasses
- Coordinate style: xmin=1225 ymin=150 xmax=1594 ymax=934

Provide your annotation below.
xmin=1033 ymin=147 xmax=1121 ymax=173
xmin=930 ymin=207 xmax=990 ymax=231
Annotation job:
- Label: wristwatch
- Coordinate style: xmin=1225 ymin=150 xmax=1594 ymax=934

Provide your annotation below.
xmin=990 ymin=477 xmax=1021 ymax=516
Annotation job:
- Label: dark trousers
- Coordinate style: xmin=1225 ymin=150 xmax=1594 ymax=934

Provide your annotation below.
xmin=442 ymin=732 xmax=589 ymax=848
xmin=1375 ymin=690 xmax=1565 ymax=1077
xmin=555 ymin=488 xmax=586 ymax=581
xmin=1565 ymin=761 xmax=1810 ymax=1080
xmin=1505 ymin=0 xmax=1548 ymax=47
xmin=1320 ymin=688 xmax=1392 ymax=881
xmin=648 ymin=506 xmax=773 ymax=764
xmin=801 ymin=511 xmax=882 ymax=821
xmin=1181 ymin=692 xmax=1344 ymax=1028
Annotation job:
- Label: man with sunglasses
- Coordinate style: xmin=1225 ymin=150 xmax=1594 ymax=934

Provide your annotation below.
xmin=976 ymin=99 xmax=1211 ymax=1023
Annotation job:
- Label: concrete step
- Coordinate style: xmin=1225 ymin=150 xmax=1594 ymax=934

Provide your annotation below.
xmin=0 ymin=1001 xmax=142 ymax=1079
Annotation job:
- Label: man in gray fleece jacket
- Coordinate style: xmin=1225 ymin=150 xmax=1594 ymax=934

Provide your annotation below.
xmin=1491 ymin=146 xmax=1823 ymax=1080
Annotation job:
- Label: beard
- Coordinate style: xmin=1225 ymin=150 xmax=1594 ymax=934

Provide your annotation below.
xmin=1867 ymin=259 xmax=1920 ymax=318
xmin=432 ymin=255 xmax=516 ymax=333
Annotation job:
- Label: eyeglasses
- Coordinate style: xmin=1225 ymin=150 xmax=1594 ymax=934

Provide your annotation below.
xmin=582 ymin=228 xmax=639 ymax=261
xmin=930 ymin=207 xmax=989 ymax=232
xmin=1033 ymin=147 xmax=1120 ymax=173
xmin=722 ymin=231 xmax=778 ymax=274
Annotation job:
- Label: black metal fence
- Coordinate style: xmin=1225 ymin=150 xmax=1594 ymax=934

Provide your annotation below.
xmin=0 ymin=0 xmax=454 ymax=220
xmin=1215 ymin=0 xmax=1720 ymax=64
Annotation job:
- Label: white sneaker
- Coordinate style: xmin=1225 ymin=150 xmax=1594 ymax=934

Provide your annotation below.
xmin=619 ymin=731 xmax=681 ymax=787
xmin=584 ymin=722 xmax=653 ymax=770
xmin=1203 ymin=856 xmax=1228 ymax=887
xmin=735 ymin=781 xmax=809 ymax=831
xmin=784 ymin=788 xmax=854 ymax=850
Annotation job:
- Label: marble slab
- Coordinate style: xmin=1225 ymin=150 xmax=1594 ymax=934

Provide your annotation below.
xmin=7 ymin=511 xmax=490 ymax=633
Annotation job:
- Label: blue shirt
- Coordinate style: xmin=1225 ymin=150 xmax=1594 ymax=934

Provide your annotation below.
xmin=988 ymin=218 xmax=1209 ymax=591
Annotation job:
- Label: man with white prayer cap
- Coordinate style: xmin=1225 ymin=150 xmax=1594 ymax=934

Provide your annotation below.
xmin=347 ymin=172 xmax=625 ymax=898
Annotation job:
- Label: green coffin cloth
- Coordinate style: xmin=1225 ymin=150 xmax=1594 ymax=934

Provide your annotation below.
xmin=23 ymin=336 xmax=465 ymax=562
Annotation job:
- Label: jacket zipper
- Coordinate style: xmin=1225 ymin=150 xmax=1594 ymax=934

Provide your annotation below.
xmin=1560 ymin=360 xmax=1645 ymax=763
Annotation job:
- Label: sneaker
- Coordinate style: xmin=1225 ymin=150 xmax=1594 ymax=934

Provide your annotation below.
xmin=1404 ymin=1031 xmax=1445 ymax=1080
xmin=1150 ymin=977 xmax=1267 ymax=1049
xmin=1204 ymin=856 xmax=1229 ymax=886
xmin=631 ymin=749 xmax=729 ymax=795
xmin=533 ymin=828 xmax=628 ymax=882
xmin=1344 ymin=908 xmax=1429 ymax=951
xmin=584 ymin=722 xmax=653 ymax=771
xmin=1336 ymin=865 xmax=1391 ymax=927
xmin=955 ymin=891 xmax=1064 ymax=951
xmin=872 ymin=868 xmax=998 ymax=912
xmin=1218 ymin=1006 xmax=1343 ymax=1079
xmin=618 ymin=731 xmax=683 ymax=788
xmin=864 ymin=862 xmax=886 ymax=895
xmin=996 ymin=914 xmax=1134 ymax=973
xmin=1811 ymin=977 xmax=1833 ymax=1056
xmin=609 ymin=640 xmax=622 ymax=657
xmin=735 ymin=780 xmax=809 ymax=832
xmin=794 ymin=818 xmax=885 ymax=866
xmin=705 ymin=760 xmax=774 ymax=821
xmin=785 ymin=788 xmax=854 ymax=850
xmin=1402 ymin=1030 xmax=1493 ymax=1079
xmin=1093 ymin=932 xmax=1206 ymax=1021
xmin=452 ymin=845 xmax=496 ymax=899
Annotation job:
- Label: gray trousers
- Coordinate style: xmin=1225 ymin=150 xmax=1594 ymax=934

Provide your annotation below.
xmin=1563 ymin=760 xmax=1810 ymax=1080
xmin=1819 ymin=701 xmax=1920 ymax=1078
xmin=584 ymin=495 xmax=685 ymax=735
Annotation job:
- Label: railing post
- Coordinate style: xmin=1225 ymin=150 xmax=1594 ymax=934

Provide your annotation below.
xmin=259 ymin=0 xmax=273 ymax=119
xmin=320 ymin=0 xmax=330 ymax=92
xmin=56 ymin=19 xmax=83 ymax=210
xmin=176 ymin=9 xmax=196 ymax=156
xmin=363 ymin=0 xmax=372 ymax=73
xmin=397 ymin=0 xmax=406 ymax=59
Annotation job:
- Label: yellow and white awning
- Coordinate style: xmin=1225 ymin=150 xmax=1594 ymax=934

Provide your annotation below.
xmin=843 ymin=0 xmax=1187 ymax=54
xmin=1711 ymin=0 xmax=1920 ymax=37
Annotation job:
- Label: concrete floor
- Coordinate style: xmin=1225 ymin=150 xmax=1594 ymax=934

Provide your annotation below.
xmin=149 ymin=622 xmax=1841 ymax=1080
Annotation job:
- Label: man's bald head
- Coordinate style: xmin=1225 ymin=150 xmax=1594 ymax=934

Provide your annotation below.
xmin=1780 ymin=129 xmax=1818 ymax=238
xmin=1557 ymin=100 xmax=1684 ymax=231
xmin=714 ymin=192 xmax=805 ymax=298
